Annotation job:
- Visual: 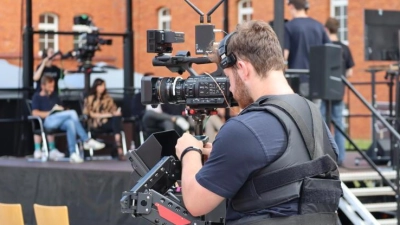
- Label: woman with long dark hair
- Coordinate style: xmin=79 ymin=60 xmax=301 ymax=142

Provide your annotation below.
xmin=83 ymin=78 xmax=125 ymax=160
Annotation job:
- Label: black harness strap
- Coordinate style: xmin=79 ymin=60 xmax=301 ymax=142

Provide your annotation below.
xmin=253 ymin=154 xmax=338 ymax=194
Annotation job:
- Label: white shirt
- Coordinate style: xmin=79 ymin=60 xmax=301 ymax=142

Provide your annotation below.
xmin=146 ymin=104 xmax=163 ymax=113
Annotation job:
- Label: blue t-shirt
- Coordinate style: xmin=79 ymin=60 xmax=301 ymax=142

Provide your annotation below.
xmin=31 ymin=92 xmax=61 ymax=112
xmin=196 ymin=111 xmax=294 ymax=221
xmin=284 ymin=17 xmax=331 ymax=70
xmin=196 ymin=106 xmax=339 ymax=222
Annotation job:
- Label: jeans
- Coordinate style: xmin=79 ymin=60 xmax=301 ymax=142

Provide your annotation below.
xmin=44 ymin=110 xmax=89 ymax=154
xmin=142 ymin=110 xmax=174 ymax=131
xmin=320 ymin=100 xmax=345 ymax=165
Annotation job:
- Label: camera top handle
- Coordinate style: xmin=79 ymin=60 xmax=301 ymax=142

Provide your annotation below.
xmin=153 ymin=51 xmax=212 ymax=76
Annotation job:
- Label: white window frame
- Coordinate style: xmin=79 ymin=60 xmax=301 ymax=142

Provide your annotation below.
xmin=330 ymin=0 xmax=348 ymax=44
xmin=38 ymin=13 xmax=59 ymax=51
xmin=238 ymin=0 xmax=253 ymax=24
xmin=72 ymin=24 xmax=91 ymax=49
xmin=158 ymin=8 xmax=171 ymax=30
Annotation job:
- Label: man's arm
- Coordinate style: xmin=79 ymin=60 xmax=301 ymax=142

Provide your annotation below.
xmin=284 ymin=50 xmax=289 ymax=61
xmin=177 ymin=118 xmax=278 ymax=217
xmin=32 ymin=109 xmax=50 ymax=119
xmin=346 ymin=68 xmax=353 ymax=77
xmin=284 ymin=25 xmax=290 ymax=61
xmin=33 ymin=60 xmax=48 ymax=81
xmin=180 ymin=150 xmax=224 ymax=217
xmin=344 ymin=45 xmax=355 ymax=77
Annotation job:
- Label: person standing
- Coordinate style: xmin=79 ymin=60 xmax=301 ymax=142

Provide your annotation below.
xmin=321 ymin=17 xmax=355 ymax=166
xmin=284 ymin=0 xmax=331 ymax=102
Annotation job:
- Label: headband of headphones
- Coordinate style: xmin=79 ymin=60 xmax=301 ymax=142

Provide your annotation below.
xmin=218 ymin=32 xmax=237 ymax=69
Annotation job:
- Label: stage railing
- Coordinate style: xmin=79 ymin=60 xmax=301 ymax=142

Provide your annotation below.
xmin=339 ymin=75 xmax=400 ymax=224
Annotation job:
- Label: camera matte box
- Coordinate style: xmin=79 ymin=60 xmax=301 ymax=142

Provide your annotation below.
xmin=195 ymin=24 xmax=215 ymax=55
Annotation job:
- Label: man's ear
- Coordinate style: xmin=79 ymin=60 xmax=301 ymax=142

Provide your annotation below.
xmin=237 ymin=60 xmax=251 ymax=81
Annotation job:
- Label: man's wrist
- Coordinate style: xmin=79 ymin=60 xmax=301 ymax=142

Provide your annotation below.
xmin=181 ymin=146 xmax=202 ymax=161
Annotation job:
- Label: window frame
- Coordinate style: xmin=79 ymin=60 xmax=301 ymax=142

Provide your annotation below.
xmin=38 ymin=13 xmax=59 ymax=51
xmin=330 ymin=0 xmax=348 ymax=44
xmin=238 ymin=0 xmax=253 ymax=24
xmin=158 ymin=8 xmax=171 ymax=31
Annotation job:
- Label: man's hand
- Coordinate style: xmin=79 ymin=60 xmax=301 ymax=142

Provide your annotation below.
xmin=42 ymin=57 xmax=50 ymax=64
xmin=52 ymin=104 xmax=64 ymax=111
xmin=175 ymin=133 xmax=203 ymax=160
xmin=202 ymin=142 xmax=213 ymax=157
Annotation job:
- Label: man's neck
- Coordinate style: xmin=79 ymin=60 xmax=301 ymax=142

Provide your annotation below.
xmin=293 ymin=10 xmax=308 ymax=18
xmin=329 ymin=34 xmax=339 ymax=42
xmin=249 ymin=71 xmax=294 ymax=101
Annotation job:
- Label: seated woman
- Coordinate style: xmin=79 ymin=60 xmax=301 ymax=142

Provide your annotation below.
xmin=83 ymin=78 xmax=125 ymax=160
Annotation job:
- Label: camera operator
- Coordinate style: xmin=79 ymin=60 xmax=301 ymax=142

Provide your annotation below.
xmin=175 ymin=20 xmax=341 ymax=225
xmin=33 ymin=48 xmax=69 ymax=93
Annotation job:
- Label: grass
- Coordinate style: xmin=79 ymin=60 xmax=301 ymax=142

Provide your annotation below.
xmin=346 ymin=139 xmax=372 ymax=151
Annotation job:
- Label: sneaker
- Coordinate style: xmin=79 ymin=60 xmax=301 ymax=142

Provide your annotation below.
xmin=49 ymin=149 xmax=65 ymax=161
xmin=70 ymin=153 xmax=83 ymax=163
xmin=34 ymin=150 xmax=42 ymax=159
xmin=175 ymin=117 xmax=190 ymax=131
xmin=83 ymin=139 xmax=105 ymax=150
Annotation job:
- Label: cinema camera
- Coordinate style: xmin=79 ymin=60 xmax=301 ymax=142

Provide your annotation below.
xmin=121 ymin=1 xmax=230 ymax=225
xmin=64 ymin=14 xmax=113 ymax=64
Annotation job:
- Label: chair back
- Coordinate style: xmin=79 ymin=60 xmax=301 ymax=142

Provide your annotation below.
xmin=34 ymin=203 xmax=70 ymax=225
xmin=0 ymin=203 xmax=24 ymax=225
xmin=25 ymin=99 xmax=41 ymax=132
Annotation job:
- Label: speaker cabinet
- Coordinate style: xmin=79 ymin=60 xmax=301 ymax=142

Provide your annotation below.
xmin=309 ymin=44 xmax=343 ymax=100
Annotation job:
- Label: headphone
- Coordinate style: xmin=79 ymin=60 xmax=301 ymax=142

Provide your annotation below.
xmin=218 ymin=32 xmax=237 ymax=69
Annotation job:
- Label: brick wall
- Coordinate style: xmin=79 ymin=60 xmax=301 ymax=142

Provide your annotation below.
xmin=1 ymin=0 xmax=400 ymax=139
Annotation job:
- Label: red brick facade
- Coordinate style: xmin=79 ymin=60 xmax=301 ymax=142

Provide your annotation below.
xmin=1 ymin=0 xmax=400 ymax=139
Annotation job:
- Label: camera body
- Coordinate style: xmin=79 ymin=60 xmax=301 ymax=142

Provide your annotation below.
xmin=142 ymin=75 xmax=235 ymax=109
xmin=70 ymin=15 xmax=113 ymax=63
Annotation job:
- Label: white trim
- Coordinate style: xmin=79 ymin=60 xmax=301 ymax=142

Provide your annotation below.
xmin=38 ymin=13 xmax=59 ymax=51
xmin=330 ymin=0 xmax=348 ymax=44
xmin=238 ymin=0 xmax=253 ymax=24
xmin=158 ymin=8 xmax=171 ymax=30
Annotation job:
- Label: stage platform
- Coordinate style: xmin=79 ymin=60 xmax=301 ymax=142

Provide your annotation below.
xmin=0 ymin=151 xmax=392 ymax=225
xmin=0 ymin=157 xmax=153 ymax=225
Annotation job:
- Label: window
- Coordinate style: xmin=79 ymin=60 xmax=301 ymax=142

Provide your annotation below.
xmin=38 ymin=13 xmax=58 ymax=50
xmin=330 ymin=0 xmax=348 ymax=43
xmin=238 ymin=0 xmax=253 ymax=24
xmin=72 ymin=24 xmax=91 ymax=49
xmin=158 ymin=8 xmax=171 ymax=30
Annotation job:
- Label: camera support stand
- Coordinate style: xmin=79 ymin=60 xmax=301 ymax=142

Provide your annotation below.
xmin=185 ymin=108 xmax=219 ymax=145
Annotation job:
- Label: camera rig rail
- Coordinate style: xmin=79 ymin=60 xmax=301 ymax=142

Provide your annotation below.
xmin=153 ymin=51 xmax=212 ymax=77
xmin=121 ymin=152 xmax=224 ymax=225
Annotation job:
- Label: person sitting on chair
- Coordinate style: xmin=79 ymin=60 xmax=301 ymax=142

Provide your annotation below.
xmin=32 ymin=76 xmax=105 ymax=163
xmin=83 ymin=78 xmax=126 ymax=161
xmin=142 ymin=104 xmax=190 ymax=137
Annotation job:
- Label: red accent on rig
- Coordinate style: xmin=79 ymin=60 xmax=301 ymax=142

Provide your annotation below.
xmin=155 ymin=203 xmax=191 ymax=225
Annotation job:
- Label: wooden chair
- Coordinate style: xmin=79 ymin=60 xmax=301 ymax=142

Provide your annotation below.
xmin=34 ymin=204 xmax=70 ymax=225
xmin=0 ymin=203 xmax=24 ymax=225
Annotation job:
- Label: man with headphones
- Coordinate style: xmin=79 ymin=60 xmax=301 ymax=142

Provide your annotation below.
xmin=174 ymin=20 xmax=342 ymax=224
xmin=284 ymin=0 xmax=330 ymax=101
